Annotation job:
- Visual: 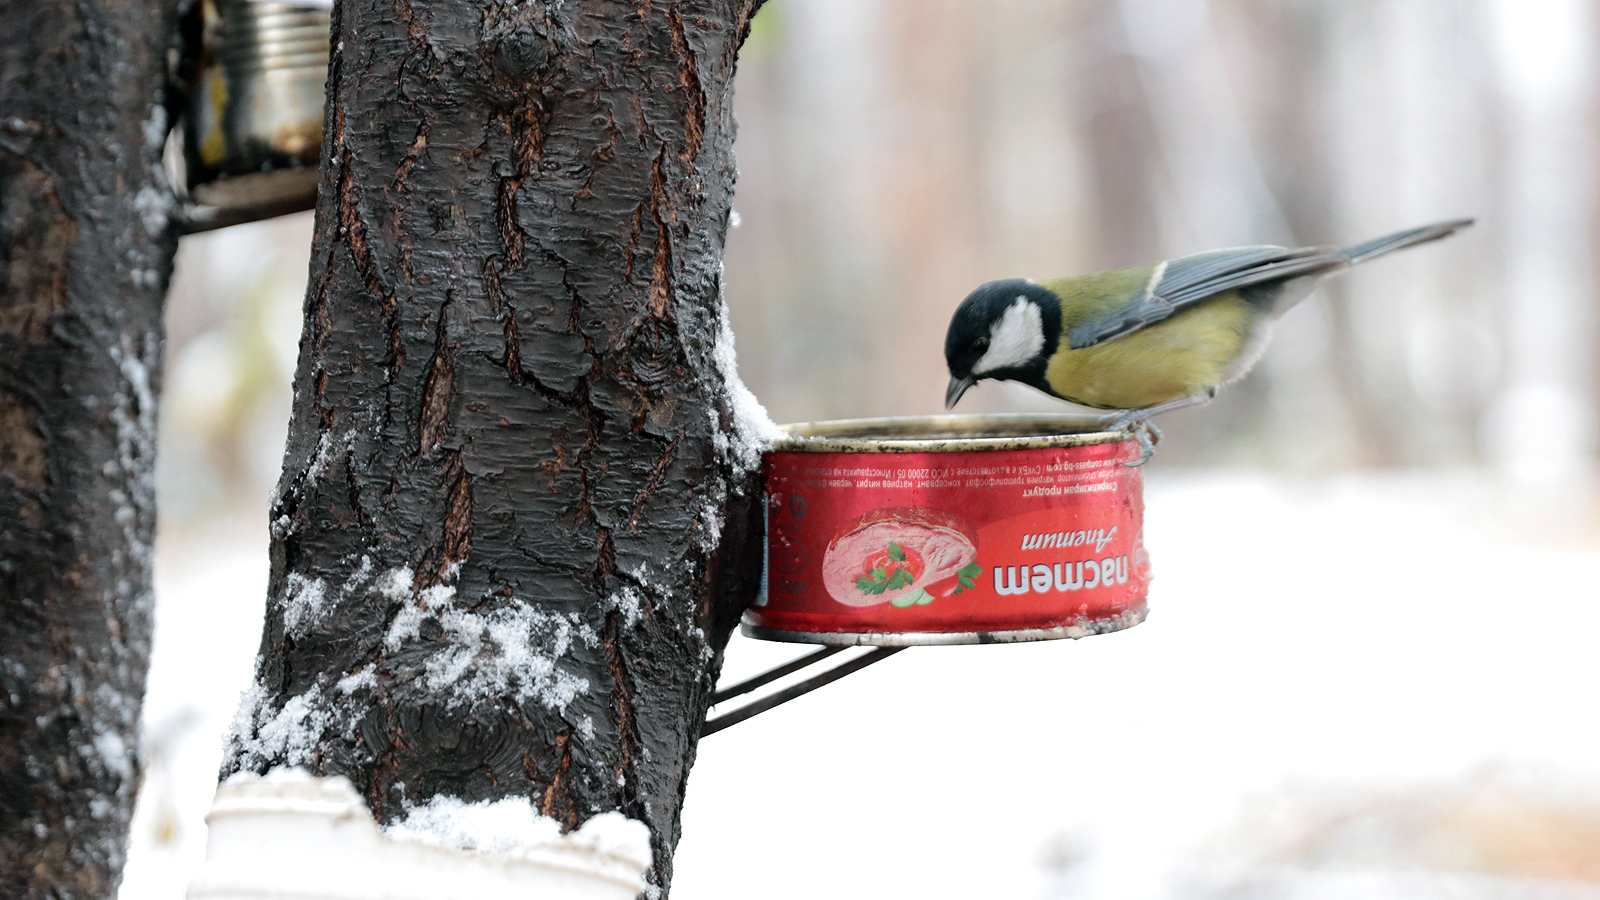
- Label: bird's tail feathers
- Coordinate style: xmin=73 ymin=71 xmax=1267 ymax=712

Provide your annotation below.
xmin=1340 ymin=218 xmax=1475 ymax=266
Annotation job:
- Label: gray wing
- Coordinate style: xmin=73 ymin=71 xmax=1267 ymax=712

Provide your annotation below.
xmin=1066 ymin=218 xmax=1475 ymax=351
xmin=1066 ymin=245 xmax=1347 ymax=350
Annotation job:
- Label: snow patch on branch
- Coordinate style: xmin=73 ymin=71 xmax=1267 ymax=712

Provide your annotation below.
xmin=280 ymin=573 xmax=328 ymax=634
xmin=282 ymin=555 xmax=374 ymax=635
xmin=386 ymin=794 xmax=561 ymax=855
xmin=380 ymin=566 xmax=597 ymax=712
xmin=604 ymin=585 xmax=646 ymax=629
xmin=687 ymin=276 xmax=782 ymax=557
xmin=343 ymin=554 xmax=376 ymax=592
xmin=92 ymin=729 xmax=134 ymax=783
xmin=377 ymin=564 xmax=415 ymax=601
xmin=337 ymin=664 xmax=377 ymax=695
xmin=710 ymin=283 xmax=783 ymax=476
xmin=108 ymin=336 xmax=157 ymax=484
xmin=387 ymin=795 xmax=652 ymax=871
xmin=133 ymin=185 xmax=173 ymax=237
xmin=228 ymin=555 xmax=606 ymax=771
xmin=105 ymin=336 xmax=159 ymax=624
xmin=228 ymin=683 xmax=334 ymax=770
xmin=694 ymin=500 xmax=724 ymax=553
xmin=304 ymin=428 xmax=356 ymax=486
xmin=141 ymin=103 xmax=168 ymax=150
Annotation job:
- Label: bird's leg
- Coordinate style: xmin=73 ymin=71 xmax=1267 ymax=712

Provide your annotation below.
xmin=1098 ymin=389 xmax=1216 ymax=467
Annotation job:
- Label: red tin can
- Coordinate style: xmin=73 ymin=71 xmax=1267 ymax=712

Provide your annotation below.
xmin=745 ymin=415 xmax=1151 ymax=646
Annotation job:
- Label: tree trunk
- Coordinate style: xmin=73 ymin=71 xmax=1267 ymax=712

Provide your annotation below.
xmin=221 ymin=0 xmax=768 ymax=894
xmin=0 ymin=1 xmax=179 ymax=895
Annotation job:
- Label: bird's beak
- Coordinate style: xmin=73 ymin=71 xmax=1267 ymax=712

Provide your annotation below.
xmin=945 ymin=375 xmax=976 ymax=410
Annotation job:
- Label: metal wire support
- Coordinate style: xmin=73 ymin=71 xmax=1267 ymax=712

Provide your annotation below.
xmin=701 ymin=646 xmax=905 ymax=737
xmin=709 ymin=646 xmax=846 ymax=706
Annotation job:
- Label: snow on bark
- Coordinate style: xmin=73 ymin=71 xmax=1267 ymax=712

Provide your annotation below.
xmin=711 ymin=276 xmax=785 ymax=475
xmin=386 ymin=789 xmax=650 ymax=865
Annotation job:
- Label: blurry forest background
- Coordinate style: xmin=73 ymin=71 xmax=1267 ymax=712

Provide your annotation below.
xmin=128 ymin=0 xmax=1600 ymax=898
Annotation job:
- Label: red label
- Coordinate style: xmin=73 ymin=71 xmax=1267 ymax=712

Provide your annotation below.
xmin=748 ymin=441 xmax=1151 ymax=636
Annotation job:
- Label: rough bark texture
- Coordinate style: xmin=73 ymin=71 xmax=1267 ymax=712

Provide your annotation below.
xmin=0 ymin=1 xmax=179 ymax=896
xmin=221 ymin=0 xmax=767 ymax=893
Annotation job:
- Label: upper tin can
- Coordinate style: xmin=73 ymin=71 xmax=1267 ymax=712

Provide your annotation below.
xmin=184 ymin=0 xmax=331 ymax=210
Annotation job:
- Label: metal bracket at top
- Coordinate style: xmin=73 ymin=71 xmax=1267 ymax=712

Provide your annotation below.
xmin=700 ymin=646 xmax=905 ymax=737
xmin=179 ymin=194 xmax=317 ymax=235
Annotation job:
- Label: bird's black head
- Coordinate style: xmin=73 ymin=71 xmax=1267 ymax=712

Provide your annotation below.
xmin=944 ymin=279 xmax=1062 ymax=408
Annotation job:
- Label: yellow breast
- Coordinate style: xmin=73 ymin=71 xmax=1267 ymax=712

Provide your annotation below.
xmin=1044 ymin=292 xmax=1255 ymax=410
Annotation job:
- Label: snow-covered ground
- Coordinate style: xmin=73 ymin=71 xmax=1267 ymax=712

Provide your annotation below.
xmin=120 ymin=471 xmax=1600 ymax=899
xmin=121 ymin=523 xmax=269 ymax=900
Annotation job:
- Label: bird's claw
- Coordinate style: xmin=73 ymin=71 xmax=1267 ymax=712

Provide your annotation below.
xmin=1124 ymin=422 xmax=1161 ymax=467
xmin=1099 ymin=411 xmax=1162 ymax=467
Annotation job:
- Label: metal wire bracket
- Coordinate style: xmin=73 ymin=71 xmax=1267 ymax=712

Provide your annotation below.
xmin=179 ymin=195 xmax=317 ymax=235
xmin=701 ymin=646 xmax=905 ymax=737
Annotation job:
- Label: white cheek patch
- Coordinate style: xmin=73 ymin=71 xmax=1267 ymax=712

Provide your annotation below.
xmin=972 ymin=297 xmax=1045 ymax=375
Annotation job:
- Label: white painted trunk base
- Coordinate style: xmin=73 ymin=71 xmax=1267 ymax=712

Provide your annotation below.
xmin=187 ymin=772 xmax=651 ymax=900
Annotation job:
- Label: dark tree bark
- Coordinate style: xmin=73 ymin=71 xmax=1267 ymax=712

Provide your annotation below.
xmin=221 ymin=0 xmax=768 ymax=893
xmin=0 ymin=1 xmax=180 ymax=896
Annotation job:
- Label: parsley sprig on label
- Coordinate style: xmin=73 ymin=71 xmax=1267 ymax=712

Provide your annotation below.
xmin=857 ymin=543 xmax=915 ymax=594
xmin=856 ymin=563 xmax=913 ymax=595
xmin=952 ymin=562 xmax=981 ymax=594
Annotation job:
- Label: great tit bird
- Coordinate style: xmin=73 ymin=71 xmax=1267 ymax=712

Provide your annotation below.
xmin=943 ymin=218 xmax=1474 ymax=463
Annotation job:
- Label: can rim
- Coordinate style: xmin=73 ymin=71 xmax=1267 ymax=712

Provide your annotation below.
xmin=771 ymin=413 xmax=1130 ymax=453
xmin=741 ymin=606 xmax=1146 ymax=646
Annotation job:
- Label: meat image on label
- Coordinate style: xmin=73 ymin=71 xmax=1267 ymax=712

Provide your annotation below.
xmin=822 ymin=507 xmax=979 ymax=608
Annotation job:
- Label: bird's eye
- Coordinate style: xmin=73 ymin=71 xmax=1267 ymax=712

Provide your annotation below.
xmin=973 ymin=336 xmax=990 ymax=353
